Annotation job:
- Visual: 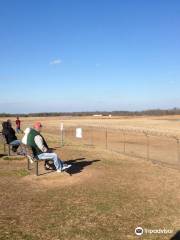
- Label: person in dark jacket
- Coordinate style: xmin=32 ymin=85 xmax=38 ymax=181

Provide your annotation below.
xmin=2 ymin=120 xmax=21 ymax=152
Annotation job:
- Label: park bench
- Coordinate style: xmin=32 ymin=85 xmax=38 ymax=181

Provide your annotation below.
xmin=0 ymin=132 xmax=25 ymax=156
xmin=24 ymin=144 xmax=54 ymax=176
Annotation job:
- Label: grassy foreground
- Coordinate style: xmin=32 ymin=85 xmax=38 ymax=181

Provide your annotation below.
xmin=0 ymin=142 xmax=180 ymax=240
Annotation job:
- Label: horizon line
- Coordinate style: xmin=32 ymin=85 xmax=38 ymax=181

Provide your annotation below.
xmin=0 ymin=108 xmax=180 ymax=115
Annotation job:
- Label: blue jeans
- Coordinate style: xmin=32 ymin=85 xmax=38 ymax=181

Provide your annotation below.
xmin=16 ymin=128 xmax=21 ymax=133
xmin=10 ymin=140 xmax=21 ymax=146
xmin=9 ymin=140 xmax=23 ymax=153
xmin=38 ymin=153 xmax=63 ymax=170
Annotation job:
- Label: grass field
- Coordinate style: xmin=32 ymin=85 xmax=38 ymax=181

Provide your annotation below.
xmin=1 ymin=115 xmax=180 ymax=133
xmin=0 ymin=116 xmax=180 ymax=239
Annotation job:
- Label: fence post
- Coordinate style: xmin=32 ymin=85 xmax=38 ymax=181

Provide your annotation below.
xmin=176 ymin=137 xmax=180 ymax=164
xmin=89 ymin=127 xmax=93 ymax=146
xmin=60 ymin=123 xmax=64 ymax=147
xmin=105 ymin=128 xmax=108 ymax=149
xmin=60 ymin=129 xmax=64 ymax=147
xmin=123 ymin=130 xmax=126 ymax=153
xmin=144 ymin=131 xmax=150 ymax=161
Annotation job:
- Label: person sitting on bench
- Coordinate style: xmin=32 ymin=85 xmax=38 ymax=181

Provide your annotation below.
xmin=22 ymin=127 xmax=52 ymax=170
xmin=2 ymin=120 xmax=21 ymax=152
xmin=26 ymin=122 xmax=71 ymax=172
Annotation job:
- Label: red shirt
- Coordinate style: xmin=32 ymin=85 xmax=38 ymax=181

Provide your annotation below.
xmin=16 ymin=119 xmax=21 ymax=128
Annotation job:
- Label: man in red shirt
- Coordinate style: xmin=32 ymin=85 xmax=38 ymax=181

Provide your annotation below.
xmin=15 ymin=117 xmax=22 ymax=133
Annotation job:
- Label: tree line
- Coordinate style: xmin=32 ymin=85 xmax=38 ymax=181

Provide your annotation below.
xmin=0 ymin=108 xmax=180 ymax=117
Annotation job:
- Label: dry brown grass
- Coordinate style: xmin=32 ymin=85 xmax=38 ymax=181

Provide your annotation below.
xmin=0 ymin=149 xmax=179 ymax=239
xmin=1 ymin=114 xmax=180 ymax=134
xmin=0 ymin=116 xmax=180 ymax=239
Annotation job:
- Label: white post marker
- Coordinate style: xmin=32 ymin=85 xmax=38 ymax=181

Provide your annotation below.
xmin=60 ymin=122 xmax=64 ymax=146
xmin=60 ymin=123 xmax=64 ymax=131
xmin=76 ymin=128 xmax=82 ymax=138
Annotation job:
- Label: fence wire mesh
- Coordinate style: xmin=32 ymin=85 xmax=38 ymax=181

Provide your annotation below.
xmin=59 ymin=126 xmax=180 ymax=168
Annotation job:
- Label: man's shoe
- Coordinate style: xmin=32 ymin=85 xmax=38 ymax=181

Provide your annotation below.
xmin=56 ymin=164 xmax=72 ymax=172
xmin=44 ymin=166 xmax=51 ymax=170
xmin=11 ymin=146 xmax=17 ymax=152
xmin=17 ymin=150 xmax=26 ymax=156
xmin=61 ymin=164 xmax=72 ymax=171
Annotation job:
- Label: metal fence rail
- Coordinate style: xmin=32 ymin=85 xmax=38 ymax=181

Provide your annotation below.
xmin=60 ymin=126 xmax=180 ymax=168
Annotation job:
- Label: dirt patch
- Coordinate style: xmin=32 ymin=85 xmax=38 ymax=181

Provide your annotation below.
xmin=22 ymin=166 xmax=102 ymax=189
xmin=17 ymin=146 xmax=102 ymax=189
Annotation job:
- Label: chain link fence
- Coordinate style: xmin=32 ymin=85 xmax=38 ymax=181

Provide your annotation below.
xmin=60 ymin=126 xmax=180 ymax=168
xmin=1 ymin=122 xmax=179 ymax=169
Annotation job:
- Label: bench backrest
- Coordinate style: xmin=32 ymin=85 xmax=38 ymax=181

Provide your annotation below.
xmin=0 ymin=132 xmax=7 ymax=144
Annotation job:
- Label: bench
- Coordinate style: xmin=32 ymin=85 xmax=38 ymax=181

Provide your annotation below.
xmin=0 ymin=132 xmax=25 ymax=156
xmin=23 ymin=144 xmax=54 ymax=176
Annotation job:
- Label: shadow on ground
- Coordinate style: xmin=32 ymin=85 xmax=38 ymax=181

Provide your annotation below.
xmin=65 ymin=158 xmax=101 ymax=175
xmin=38 ymin=158 xmax=100 ymax=176
xmin=170 ymin=231 xmax=180 ymax=240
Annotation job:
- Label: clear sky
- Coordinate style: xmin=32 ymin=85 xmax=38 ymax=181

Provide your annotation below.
xmin=0 ymin=0 xmax=180 ymax=113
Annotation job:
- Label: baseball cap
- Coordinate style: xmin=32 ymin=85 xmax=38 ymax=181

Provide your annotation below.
xmin=34 ymin=122 xmax=42 ymax=129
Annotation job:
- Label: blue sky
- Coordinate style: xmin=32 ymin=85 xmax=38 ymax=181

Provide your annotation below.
xmin=0 ymin=0 xmax=180 ymax=113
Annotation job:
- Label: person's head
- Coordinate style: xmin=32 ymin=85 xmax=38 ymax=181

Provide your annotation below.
xmin=34 ymin=122 xmax=42 ymax=132
xmin=17 ymin=116 xmax=19 ymax=120
xmin=7 ymin=119 xmax=12 ymax=127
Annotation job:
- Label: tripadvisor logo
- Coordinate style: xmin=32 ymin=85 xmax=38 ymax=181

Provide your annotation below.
xmin=135 ymin=227 xmax=144 ymax=236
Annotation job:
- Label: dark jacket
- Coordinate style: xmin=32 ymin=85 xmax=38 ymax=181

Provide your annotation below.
xmin=2 ymin=122 xmax=17 ymax=144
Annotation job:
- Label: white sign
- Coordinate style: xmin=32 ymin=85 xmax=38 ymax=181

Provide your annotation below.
xmin=76 ymin=128 xmax=82 ymax=138
xmin=60 ymin=123 xmax=64 ymax=131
